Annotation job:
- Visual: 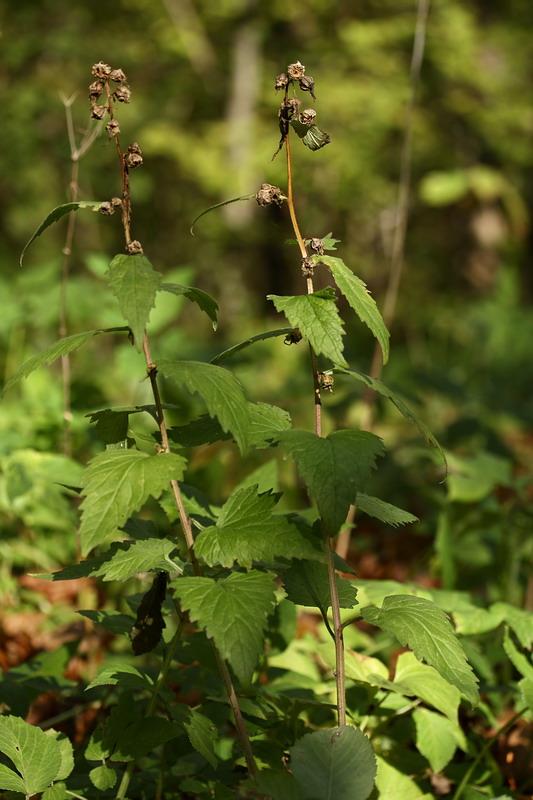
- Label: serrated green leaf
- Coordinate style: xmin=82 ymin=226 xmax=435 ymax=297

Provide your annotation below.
xmin=519 ymin=677 xmax=533 ymax=711
xmin=356 ymin=493 xmax=418 ymax=527
xmin=160 ymin=283 xmax=219 ymax=329
xmin=86 ymin=664 xmax=153 ymax=691
xmin=210 ymin=328 xmax=293 ymax=365
xmin=157 ymin=359 xmax=250 ymax=452
xmin=503 ymin=627 xmax=533 ymax=681
xmin=394 ymin=651 xmax=461 ymax=723
xmin=168 ymin=415 xmax=231 ymax=447
xmin=96 ymin=537 xmax=178 ymax=581
xmin=3 ymin=328 xmax=128 ymax=394
xmin=283 ymin=560 xmax=357 ymax=615
xmin=20 ymin=201 xmax=104 ymax=266
xmin=106 ymin=254 xmax=162 ymax=350
xmin=79 ymin=449 xmax=186 ymax=555
xmin=334 ymin=367 xmax=446 ymax=470
xmin=413 ymin=707 xmax=462 ymax=772
xmin=375 ymin=755 xmax=431 ymax=800
xmin=247 ymin=402 xmax=292 ymax=448
xmin=171 ymin=571 xmax=277 ymax=683
xmin=45 ymin=731 xmax=74 ymax=782
xmin=90 ymin=764 xmax=117 ymax=791
xmin=361 ymin=595 xmax=479 ymax=705
xmin=42 ymin=782 xmax=67 ymax=800
xmin=112 ymin=716 xmax=180 ymax=762
xmin=316 ymin=255 xmax=390 ymax=363
xmin=495 ymin=603 xmax=533 ymax=648
xmin=253 ymin=769 xmax=305 ymax=800
xmin=78 ymin=609 xmax=134 ymax=635
xmin=0 ymin=715 xmax=61 ymax=795
xmin=195 ymin=487 xmax=324 ymax=568
xmin=290 ymin=726 xmax=376 ymax=800
xmin=268 ymin=288 xmax=347 ymax=366
xmin=277 ymin=429 xmax=385 ymax=536
xmin=172 ymin=706 xmax=218 ymax=768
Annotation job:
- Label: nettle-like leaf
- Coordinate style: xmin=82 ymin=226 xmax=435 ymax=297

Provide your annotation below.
xmin=277 ymin=429 xmax=385 ymax=536
xmin=375 ymin=756 xmax=430 ymax=800
xmin=86 ymin=664 xmax=154 ymax=692
xmin=20 ymin=201 xmax=104 ymax=266
xmin=393 ymin=651 xmax=461 ymax=723
xmin=268 ymin=288 xmax=347 ymax=366
xmin=0 ymin=715 xmax=62 ymax=795
xmin=356 ymin=493 xmax=418 ymax=527
xmin=89 ymin=765 xmax=117 ymax=791
xmin=3 ymin=328 xmax=128 ymax=394
xmin=210 ymin=328 xmax=293 ymax=364
xmin=106 ymin=254 xmax=162 ymax=350
xmin=290 ymin=726 xmax=376 ymax=800
xmin=171 ymin=571 xmax=277 ymax=684
xmin=86 ymin=403 xmax=178 ymax=445
xmin=283 ymin=560 xmax=357 ymax=614
xmin=172 ymin=706 xmax=218 ymax=769
xmin=79 ymin=449 xmax=186 ymax=555
xmin=334 ymin=367 xmax=446 ymax=469
xmin=361 ymin=595 xmax=479 ymax=705
xmin=413 ymin=707 xmax=464 ymax=773
xmin=78 ymin=609 xmax=134 ymax=636
xmin=194 ymin=486 xmax=324 ymax=568
xmin=315 ymin=255 xmax=390 ymax=363
xmin=157 ymin=359 xmax=250 ymax=452
xmin=160 ymin=282 xmax=219 ymax=329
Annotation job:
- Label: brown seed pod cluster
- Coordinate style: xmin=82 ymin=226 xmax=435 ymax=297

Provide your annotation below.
xmin=89 ymin=62 xmax=131 ymax=118
xmin=98 ymin=197 xmax=122 ymax=216
xmin=275 ymin=61 xmax=316 ymax=101
xmin=125 ymin=143 xmax=143 ymax=170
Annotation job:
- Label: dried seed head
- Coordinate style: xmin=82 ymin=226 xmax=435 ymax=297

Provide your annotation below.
xmin=300 ymin=108 xmax=317 ymax=126
xmin=125 ymin=143 xmax=143 ymax=169
xmin=89 ymin=80 xmax=104 ymax=100
xmin=90 ymin=104 xmax=107 ymax=121
xmin=310 ymin=237 xmax=324 ymax=255
xmin=114 ymin=85 xmax=131 ymax=103
xmin=127 ymin=240 xmax=143 ymax=254
xmin=92 ymin=62 xmax=112 ymax=79
xmin=275 ymin=72 xmax=289 ymax=91
xmin=299 ymin=75 xmax=316 ymax=100
xmin=287 ymin=61 xmax=305 ymax=80
xmin=255 ymin=183 xmax=284 ymax=207
xmin=106 ymin=119 xmax=121 ymax=138
xmin=284 ymin=328 xmax=302 ymax=346
xmin=280 ymin=96 xmax=301 ymax=121
xmin=318 ymin=372 xmax=335 ymax=392
xmin=301 ymin=255 xmax=315 ymax=276
xmin=109 ymin=68 xmax=127 ymax=83
xmin=111 ymin=196 xmax=122 ymax=207
xmin=98 ymin=201 xmax=115 ymax=216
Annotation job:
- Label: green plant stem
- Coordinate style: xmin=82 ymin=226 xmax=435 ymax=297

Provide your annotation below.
xmin=285 ymin=124 xmax=346 ymax=726
xmin=115 ymin=619 xmax=186 ymax=800
xmin=451 ymin=708 xmax=527 ymax=800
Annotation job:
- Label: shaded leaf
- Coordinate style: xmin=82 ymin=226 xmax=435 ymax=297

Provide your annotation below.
xmin=86 ymin=664 xmax=153 ymax=691
xmin=290 ymin=726 xmax=376 ymax=800
xmin=316 ymin=255 xmax=389 ymax=363
xmin=131 ymin=572 xmax=168 ymax=655
xmin=291 ymin=119 xmax=331 ymax=151
xmin=356 ymin=493 xmax=418 ymax=527
xmin=277 ymin=429 xmax=385 ymax=536
xmin=362 ymin=595 xmax=479 ymax=705
xmin=172 ymin=571 xmax=277 ymax=683
xmin=172 ymin=706 xmax=218 ymax=769
xmin=283 ymin=560 xmax=357 ymax=617
xmin=3 ymin=328 xmax=128 ymax=394
xmin=79 ymin=449 xmax=186 ymax=555
xmin=90 ymin=765 xmax=117 ymax=791
xmin=158 ymin=359 xmax=250 ymax=452
xmin=160 ymin=282 xmax=219 ymax=329
xmin=210 ymin=328 xmax=293 ymax=365
xmin=20 ymin=201 xmax=103 ymax=266
xmin=268 ymin=288 xmax=347 ymax=366
xmin=106 ymin=254 xmax=162 ymax=350
xmin=78 ymin=609 xmax=134 ymax=635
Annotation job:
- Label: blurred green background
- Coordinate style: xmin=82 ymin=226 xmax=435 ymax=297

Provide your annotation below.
xmin=1 ymin=0 xmax=532 ymax=591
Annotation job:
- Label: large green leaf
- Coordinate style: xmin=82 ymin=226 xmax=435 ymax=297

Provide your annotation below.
xmin=283 ymin=560 xmax=358 ymax=613
xmin=3 ymin=328 xmax=128 ymax=394
xmin=157 ymin=359 xmax=250 ymax=452
xmin=20 ymin=201 xmax=104 ymax=266
xmin=0 ymin=715 xmax=62 ymax=795
xmin=210 ymin=328 xmax=293 ymax=365
xmin=106 ymin=254 xmax=162 ymax=350
xmin=334 ymin=367 xmax=445 ymax=469
xmin=194 ymin=487 xmax=324 ymax=568
xmin=316 ymin=255 xmax=390 ymax=363
xmin=160 ymin=282 xmax=219 ymax=329
xmin=356 ymin=493 xmax=418 ymax=527
xmin=171 ymin=571 xmax=277 ymax=683
xmin=375 ymin=756 xmax=432 ymax=800
xmin=413 ymin=707 xmax=464 ymax=772
xmin=393 ymin=651 xmax=461 ymax=723
xmin=361 ymin=595 xmax=479 ymax=705
xmin=290 ymin=726 xmax=376 ymax=800
xmin=277 ymin=429 xmax=385 ymax=536
xmin=268 ymin=288 xmax=347 ymax=366
xmin=79 ymin=449 xmax=186 ymax=555
xmin=89 ymin=538 xmax=178 ymax=582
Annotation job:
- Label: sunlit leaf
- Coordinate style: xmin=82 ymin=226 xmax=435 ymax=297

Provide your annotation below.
xmin=106 ymin=254 xmax=162 ymax=350
xmin=356 ymin=493 xmax=418 ymax=527
xmin=20 ymin=201 xmax=104 ymax=265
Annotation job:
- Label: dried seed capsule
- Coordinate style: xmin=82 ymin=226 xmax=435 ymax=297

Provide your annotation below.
xmin=111 ymin=197 xmax=122 ymax=207
xmin=255 ymin=183 xmax=284 ymax=207
xmin=89 ymin=80 xmax=104 ymax=100
xmin=284 ymin=328 xmax=302 ymax=346
xmin=98 ymin=201 xmax=115 ymax=216
xmin=114 ymin=85 xmax=131 ymax=103
xmin=300 ymin=108 xmax=317 ymax=126
xmin=92 ymin=62 xmax=112 ymax=78
xmin=310 ymin=237 xmax=324 ymax=255
xmin=127 ymin=240 xmax=143 ymax=254
xmin=301 ymin=256 xmax=315 ymax=276
xmin=275 ymin=72 xmax=289 ymax=91
xmin=287 ymin=61 xmax=305 ymax=80
xmin=299 ymin=75 xmax=316 ymax=100
xmin=109 ymin=68 xmax=127 ymax=83
xmin=318 ymin=372 xmax=334 ymax=392
xmin=124 ymin=142 xmax=143 ymax=169
xmin=90 ymin=104 xmax=107 ymax=120
xmin=106 ymin=119 xmax=121 ymax=138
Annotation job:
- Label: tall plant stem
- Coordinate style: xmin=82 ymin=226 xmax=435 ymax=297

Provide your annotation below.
xmin=108 ymin=85 xmax=257 ymax=778
xmin=285 ymin=127 xmax=346 ymax=726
